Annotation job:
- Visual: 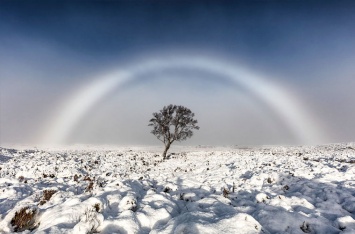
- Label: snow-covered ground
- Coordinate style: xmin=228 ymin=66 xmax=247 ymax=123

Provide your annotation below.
xmin=1 ymin=143 xmax=355 ymax=233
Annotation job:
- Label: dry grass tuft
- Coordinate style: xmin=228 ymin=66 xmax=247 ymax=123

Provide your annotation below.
xmin=39 ymin=189 xmax=57 ymax=205
xmin=10 ymin=206 xmax=38 ymax=232
xmin=73 ymin=174 xmax=79 ymax=182
xmin=93 ymin=203 xmax=101 ymax=212
xmin=223 ymin=188 xmax=230 ymax=198
xmin=85 ymin=181 xmax=94 ymax=192
xmin=163 ymin=186 xmax=172 ymax=193
xmin=84 ymin=175 xmax=92 ymax=181
xmin=18 ymin=176 xmax=25 ymax=182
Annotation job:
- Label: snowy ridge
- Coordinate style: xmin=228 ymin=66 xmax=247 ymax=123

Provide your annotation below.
xmin=1 ymin=144 xmax=355 ymax=233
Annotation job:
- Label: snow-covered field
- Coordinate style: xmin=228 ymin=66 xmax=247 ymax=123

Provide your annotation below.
xmin=1 ymin=144 xmax=355 ymax=233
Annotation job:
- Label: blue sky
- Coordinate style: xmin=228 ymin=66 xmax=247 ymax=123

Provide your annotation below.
xmin=1 ymin=0 xmax=355 ymax=146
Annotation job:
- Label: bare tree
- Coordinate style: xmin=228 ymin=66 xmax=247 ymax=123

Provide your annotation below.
xmin=149 ymin=105 xmax=200 ymax=159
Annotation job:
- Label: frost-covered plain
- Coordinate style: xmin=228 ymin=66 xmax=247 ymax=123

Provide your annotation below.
xmin=1 ymin=144 xmax=355 ymax=233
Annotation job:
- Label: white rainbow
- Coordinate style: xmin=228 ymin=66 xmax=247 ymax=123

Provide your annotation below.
xmin=41 ymin=55 xmax=322 ymax=145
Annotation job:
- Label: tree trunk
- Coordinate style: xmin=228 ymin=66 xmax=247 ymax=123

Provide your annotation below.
xmin=162 ymin=143 xmax=171 ymax=160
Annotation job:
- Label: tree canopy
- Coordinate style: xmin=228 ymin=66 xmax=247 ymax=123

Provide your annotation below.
xmin=149 ymin=104 xmax=199 ymax=159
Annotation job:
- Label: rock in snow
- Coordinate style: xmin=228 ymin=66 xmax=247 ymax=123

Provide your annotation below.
xmin=0 ymin=143 xmax=355 ymax=233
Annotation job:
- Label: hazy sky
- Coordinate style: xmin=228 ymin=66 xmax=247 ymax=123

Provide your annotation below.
xmin=1 ymin=0 xmax=355 ymax=146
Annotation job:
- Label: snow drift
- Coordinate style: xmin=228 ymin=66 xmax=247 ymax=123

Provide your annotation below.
xmin=1 ymin=144 xmax=355 ymax=233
